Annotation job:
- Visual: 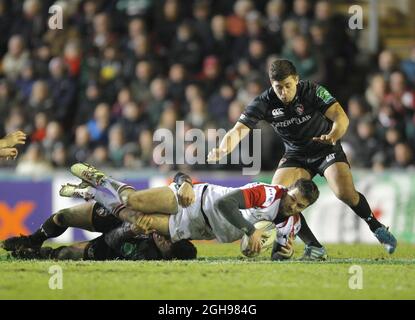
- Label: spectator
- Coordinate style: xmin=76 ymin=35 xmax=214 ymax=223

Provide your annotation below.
xmin=168 ymin=63 xmax=188 ymax=104
xmin=401 ymin=45 xmax=415 ymax=86
xmin=68 ymin=125 xmax=91 ymax=164
xmin=108 ymin=124 xmax=125 ymax=167
xmin=169 ymin=22 xmax=203 ymax=74
xmin=48 ymin=57 xmax=77 ymax=125
xmin=26 ymin=80 xmax=53 ymax=118
xmin=289 ymin=0 xmax=313 ymax=35
xmin=87 ymin=103 xmax=111 ymax=145
xmin=283 ymin=35 xmax=326 ymax=83
xmin=117 ymin=101 xmax=148 ymax=142
xmin=392 ymin=143 xmax=415 ymax=169
xmin=265 ymin=0 xmax=286 ymax=54
xmin=148 ymin=77 xmax=170 ymax=128
xmin=377 ymin=50 xmax=399 ymax=81
xmin=16 ymin=142 xmax=53 ymax=177
xmin=2 ymin=35 xmax=30 ymax=80
xmin=208 ymin=82 xmax=235 ymax=121
xmin=130 ymin=60 xmax=153 ymax=105
xmin=208 ymin=15 xmax=232 ymax=66
xmin=365 ymin=73 xmax=387 ymax=114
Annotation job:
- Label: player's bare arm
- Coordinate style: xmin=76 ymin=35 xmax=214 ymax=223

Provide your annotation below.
xmin=312 ymin=102 xmax=349 ymax=145
xmin=207 ymin=122 xmax=250 ymax=162
xmin=214 ymin=190 xmax=263 ymax=254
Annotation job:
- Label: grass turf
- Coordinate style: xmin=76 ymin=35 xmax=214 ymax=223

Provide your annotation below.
xmin=1 ymin=242 xmax=414 ymax=300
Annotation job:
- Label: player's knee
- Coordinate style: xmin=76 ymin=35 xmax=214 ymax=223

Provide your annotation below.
xmin=54 ymin=209 xmax=71 ymax=227
xmin=334 ymin=189 xmax=355 ymax=205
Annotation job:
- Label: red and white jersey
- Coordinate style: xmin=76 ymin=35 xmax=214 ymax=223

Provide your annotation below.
xmin=168 ymin=182 xmax=300 ymax=244
xmin=202 ymin=182 xmax=287 ymax=243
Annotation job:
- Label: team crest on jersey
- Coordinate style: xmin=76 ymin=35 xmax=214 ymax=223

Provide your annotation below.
xmin=295 ymin=104 xmax=304 ymax=115
xmin=263 ymin=186 xmax=277 ymax=207
xmin=272 ymin=108 xmax=284 ymax=117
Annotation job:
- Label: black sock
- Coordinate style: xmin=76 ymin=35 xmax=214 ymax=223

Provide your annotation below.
xmin=31 ymin=214 xmax=67 ymax=245
xmin=350 ymin=193 xmax=382 ymax=232
xmin=298 ymin=212 xmax=322 ymax=248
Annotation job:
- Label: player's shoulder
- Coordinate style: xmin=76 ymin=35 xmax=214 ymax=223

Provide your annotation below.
xmin=241 ymin=182 xmax=286 ymax=193
xmin=299 ymin=80 xmax=335 ymax=101
xmin=298 ymin=80 xmax=319 ymax=96
xmin=249 ymin=87 xmax=276 ymax=106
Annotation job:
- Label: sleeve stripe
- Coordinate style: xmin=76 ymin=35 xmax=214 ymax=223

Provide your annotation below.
xmin=242 ymin=186 xmax=266 ymax=208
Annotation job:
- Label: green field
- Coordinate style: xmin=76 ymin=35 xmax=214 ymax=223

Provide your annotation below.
xmin=1 ymin=242 xmax=414 ymax=300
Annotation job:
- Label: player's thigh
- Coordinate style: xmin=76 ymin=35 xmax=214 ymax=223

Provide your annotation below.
xmin=54 ymin=202 xmax=95 ymax=231
xmin=323 ymin=162 xmax=359 ymax=205
xmin=127 ymin=187 xmax=178 ymax=214
xmin=272 ymin=167 xmax=312 ymax=186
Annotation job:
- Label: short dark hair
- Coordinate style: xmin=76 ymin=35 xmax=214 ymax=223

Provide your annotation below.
xmin=169 ymin=240 xmax=197 ymax=260
xmin=269 ymin=59 xmax=297 ymax=82
xmin=289 ymin=178 xmax=319 ymax=206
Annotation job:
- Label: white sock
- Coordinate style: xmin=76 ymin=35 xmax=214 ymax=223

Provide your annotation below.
xmin=94 ymin=188 xmax=121 ymax=213
xmin=102 ymin=176 xmax=135 ymax=200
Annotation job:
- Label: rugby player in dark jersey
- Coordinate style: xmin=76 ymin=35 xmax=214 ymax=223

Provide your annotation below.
xmin=208 ymin=59 xmax=397 ymax=258
xmin=1 ymin=195 xmax=196 ymax=261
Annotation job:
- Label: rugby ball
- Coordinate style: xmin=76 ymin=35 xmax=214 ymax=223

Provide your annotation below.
xmin=240 ymin=221 xmax=277 ymax=258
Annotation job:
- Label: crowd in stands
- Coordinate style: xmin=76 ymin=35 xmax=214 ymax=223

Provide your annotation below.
xmin=0 ymin=0 xmax=414 ymax=175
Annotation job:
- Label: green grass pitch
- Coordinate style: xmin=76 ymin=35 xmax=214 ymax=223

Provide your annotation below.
xmin=1 ymin=242 xmax=414 ymax=300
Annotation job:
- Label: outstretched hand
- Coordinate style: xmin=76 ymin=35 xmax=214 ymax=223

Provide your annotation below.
xmin=4 ymin=130 xmax=27 ymax=148
xmin=207 ymin=148 xmax=227 ymax=162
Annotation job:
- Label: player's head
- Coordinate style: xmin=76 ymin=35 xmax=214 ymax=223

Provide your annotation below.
xmin=152 ymin=233 xmax=197 ymax=260
xmin=280 ymin=179 xmax=319 ymax=216
xmin=269 ymin=59 xmax=299 ymax=104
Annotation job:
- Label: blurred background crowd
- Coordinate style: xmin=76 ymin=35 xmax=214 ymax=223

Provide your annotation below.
xmin=0 ymin=0 xmax=414 ymax=175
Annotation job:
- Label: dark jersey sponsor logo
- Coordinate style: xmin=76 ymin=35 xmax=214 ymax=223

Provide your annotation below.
xmin=272 ymin=108 xmax=284 ymax=117
xmin=272 ymin=115 xmax=312 ymax=128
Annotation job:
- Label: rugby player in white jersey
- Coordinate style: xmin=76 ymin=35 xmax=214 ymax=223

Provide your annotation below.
xmin=63 ymin=163 xmax=320 ymax=259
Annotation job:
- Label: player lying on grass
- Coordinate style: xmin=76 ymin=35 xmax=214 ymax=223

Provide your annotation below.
xmin=59 ymin=163 xmax=320 ymax=260
xmin=1 ymin=201 xmax=196 ymax=261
